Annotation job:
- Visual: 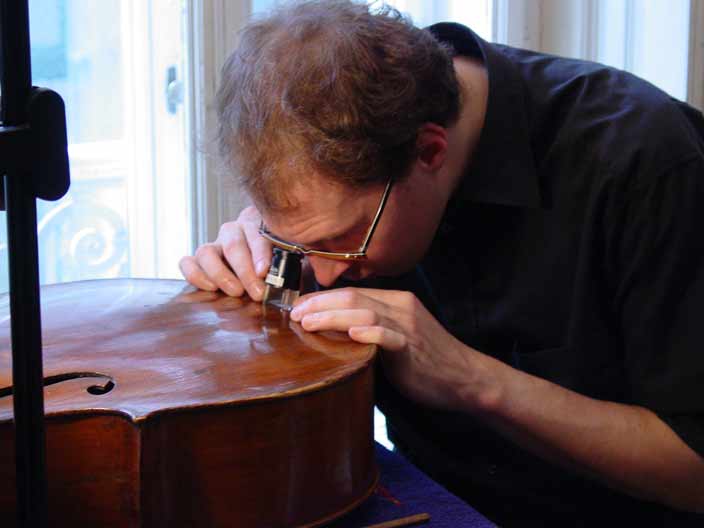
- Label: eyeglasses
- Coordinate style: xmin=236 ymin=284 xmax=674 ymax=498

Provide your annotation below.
xmin=259 ymin=176 xmax=393 ymax=261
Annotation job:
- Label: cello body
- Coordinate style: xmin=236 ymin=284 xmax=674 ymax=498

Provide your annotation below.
xmin=0 ymin=279 xmax=378 ymax=527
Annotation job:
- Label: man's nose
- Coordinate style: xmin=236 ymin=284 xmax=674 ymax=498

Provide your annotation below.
xmin=308 ymin=256 xmax=352 ymax=288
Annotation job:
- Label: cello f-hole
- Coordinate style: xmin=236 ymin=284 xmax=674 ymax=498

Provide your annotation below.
xmin=0 ymin=372 xmax=115 ymax=398
xmin=86 ymin=380 xmax=115 ymax=395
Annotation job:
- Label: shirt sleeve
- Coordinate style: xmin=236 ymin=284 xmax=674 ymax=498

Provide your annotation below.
xmin=605 ymin=156 xmax=704 ymax=457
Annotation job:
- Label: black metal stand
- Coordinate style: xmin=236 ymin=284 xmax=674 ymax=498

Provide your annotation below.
xmin=0 ymin=1 xmax=70 ymax=526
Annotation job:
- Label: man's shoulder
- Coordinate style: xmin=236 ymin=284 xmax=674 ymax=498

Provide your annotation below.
xmin=507 ymin=47 xmax=704 ymax=186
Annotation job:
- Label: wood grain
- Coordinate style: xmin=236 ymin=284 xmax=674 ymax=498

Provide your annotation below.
xmin=0 ymin=279 xmax=378 ymax=527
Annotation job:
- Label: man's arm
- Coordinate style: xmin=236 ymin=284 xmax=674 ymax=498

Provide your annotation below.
xmin=290 ymin=287 xmax=704 ymax=512
xmin=469 ymin=348 xmax=704 ymax=512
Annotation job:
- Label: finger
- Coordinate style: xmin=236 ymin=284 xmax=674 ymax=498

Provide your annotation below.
xmin=341 ymin=289 xmax=426 ymax=325
xmin=292 ymin=288 xmax=385 ymax=320
xmin=218 ymin=225 xmax=265 ymax=301
xmin=241 ymin=221 xmax=272 ymax=278
xmin=237 ymin=204 xmax=261 ymax=222
xmin=299 ymin=287 xmax=402 ymax=301
xmin=178 ymin=255 xmax=218 ymax=291
xmin=342 ymin=287 xmax=418 ymax=309
xmin=295 ymin=287 xmax=415 ymax=313
xmin=295 ymin=288 xmax=344 ymax=304
xmin=300 ymin=308 xmax=381 ymax=333
xmin=195 ymin=243 xmax=245 ymax=297
xmin=348 ymin=325 xmax=407 ymax=352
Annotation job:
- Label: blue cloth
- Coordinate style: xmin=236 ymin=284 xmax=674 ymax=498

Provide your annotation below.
xmin=329 ymin=443 xmax=494 ymax=527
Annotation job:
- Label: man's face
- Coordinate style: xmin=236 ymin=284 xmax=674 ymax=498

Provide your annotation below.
xmin=261 ymin=170 xmax=444 ymax=287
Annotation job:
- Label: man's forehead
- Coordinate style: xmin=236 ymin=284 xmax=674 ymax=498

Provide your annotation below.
xmin=264 ymin=175 xmax=365 ymax=220
xmin=260 ymin=177 xmax=374 ymax=244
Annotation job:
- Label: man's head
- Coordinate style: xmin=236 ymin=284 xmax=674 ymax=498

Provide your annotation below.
xmin=216 ymin=0 xmax=460 ymax=212
xmin=217 ymin=0 xmax=469 ymax=286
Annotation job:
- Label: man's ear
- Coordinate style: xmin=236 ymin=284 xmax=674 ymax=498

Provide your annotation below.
xmin=416 ymin=123 xmax=449 ymax=172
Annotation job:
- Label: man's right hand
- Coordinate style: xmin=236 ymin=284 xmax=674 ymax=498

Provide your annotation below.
xmin=178 ymin=206 xmax=272 ymax=301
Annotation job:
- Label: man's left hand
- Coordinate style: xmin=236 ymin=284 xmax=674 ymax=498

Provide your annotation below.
xmin=289 ymin=288 xmax=704 ymax=512
xmin=290 ymin=287 xmax=486 ymax=411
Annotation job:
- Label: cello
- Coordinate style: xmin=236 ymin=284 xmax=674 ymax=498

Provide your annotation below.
xmin=0 ymin=278 xmax=378 ymax=527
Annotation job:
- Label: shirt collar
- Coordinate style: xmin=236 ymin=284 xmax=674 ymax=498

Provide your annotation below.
xmin=428 ymin=23 xmax=542 ymax=210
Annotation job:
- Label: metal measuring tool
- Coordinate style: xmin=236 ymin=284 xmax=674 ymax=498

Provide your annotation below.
xmin=262 ymin=247 xmax=303 ymax=311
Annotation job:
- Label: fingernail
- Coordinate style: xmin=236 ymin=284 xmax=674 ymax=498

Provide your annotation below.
xmin=290 ymin=304 xmax=303 ymax=321
xmin=251 ymin=281 xmax=264 ymax=299
xmin=223 ymin=279 xmax=240 ymax=296
xmin=256 ymin=260 xmax=269 ymax=276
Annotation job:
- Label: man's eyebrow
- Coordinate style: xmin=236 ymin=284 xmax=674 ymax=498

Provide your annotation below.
xmin=308 ymin=219 xmax=367 ymax=248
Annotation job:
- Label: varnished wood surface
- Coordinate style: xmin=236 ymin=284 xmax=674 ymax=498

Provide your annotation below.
xmin=0 ymin=279 xmax=378 ymax=527
xmin=0 ymin=279 xmax=375 ymax=420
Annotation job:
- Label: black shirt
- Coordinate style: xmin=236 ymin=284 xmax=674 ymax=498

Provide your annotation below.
xmin=333 ymin=23 xmax=704 ymax=526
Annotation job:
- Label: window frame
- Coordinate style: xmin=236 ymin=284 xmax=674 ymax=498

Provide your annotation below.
xmin=689 ymin=0 xmax=704 ymax=110
xmin=186 ymin=0 xmax=252 ymax=249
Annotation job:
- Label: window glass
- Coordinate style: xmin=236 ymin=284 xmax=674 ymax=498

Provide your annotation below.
xmin=597 ymin=0 xmax=690 ymax=100
xmin=384 ymin=0 xmax=492 ymax=38
xmin=252 ymin=0 xmax=493 ymax=39
xmin=0 ymin=0 xmax=191 ymax=292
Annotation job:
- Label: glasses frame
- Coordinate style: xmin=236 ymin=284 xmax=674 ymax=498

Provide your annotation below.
xmin=259 ymin=176 xmax=394 ymax=261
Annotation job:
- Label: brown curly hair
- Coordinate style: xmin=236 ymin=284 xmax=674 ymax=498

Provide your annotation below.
xmin=216 ymin=0 xmax=460 ymax=211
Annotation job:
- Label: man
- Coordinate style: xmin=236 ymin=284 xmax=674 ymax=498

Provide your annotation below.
xmin=179 ymin=1 xmax=704 ymax=524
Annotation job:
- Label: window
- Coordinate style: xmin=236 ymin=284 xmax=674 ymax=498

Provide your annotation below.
xmin=253 ymin=0 xmax=492 ymax=38
xmin=0 ymin=0 xmax=192 ymax=292
xmin=379 ymin=0 xmax=492 ymax=38
xmin=594 ymin=0 xmax=690 ymax=101
xmin=527 ymin=0 xmax=695 ymax=104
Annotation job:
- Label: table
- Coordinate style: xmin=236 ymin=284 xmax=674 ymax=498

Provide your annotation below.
xmin=329 ymin=443 xmax=495 ymax=527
